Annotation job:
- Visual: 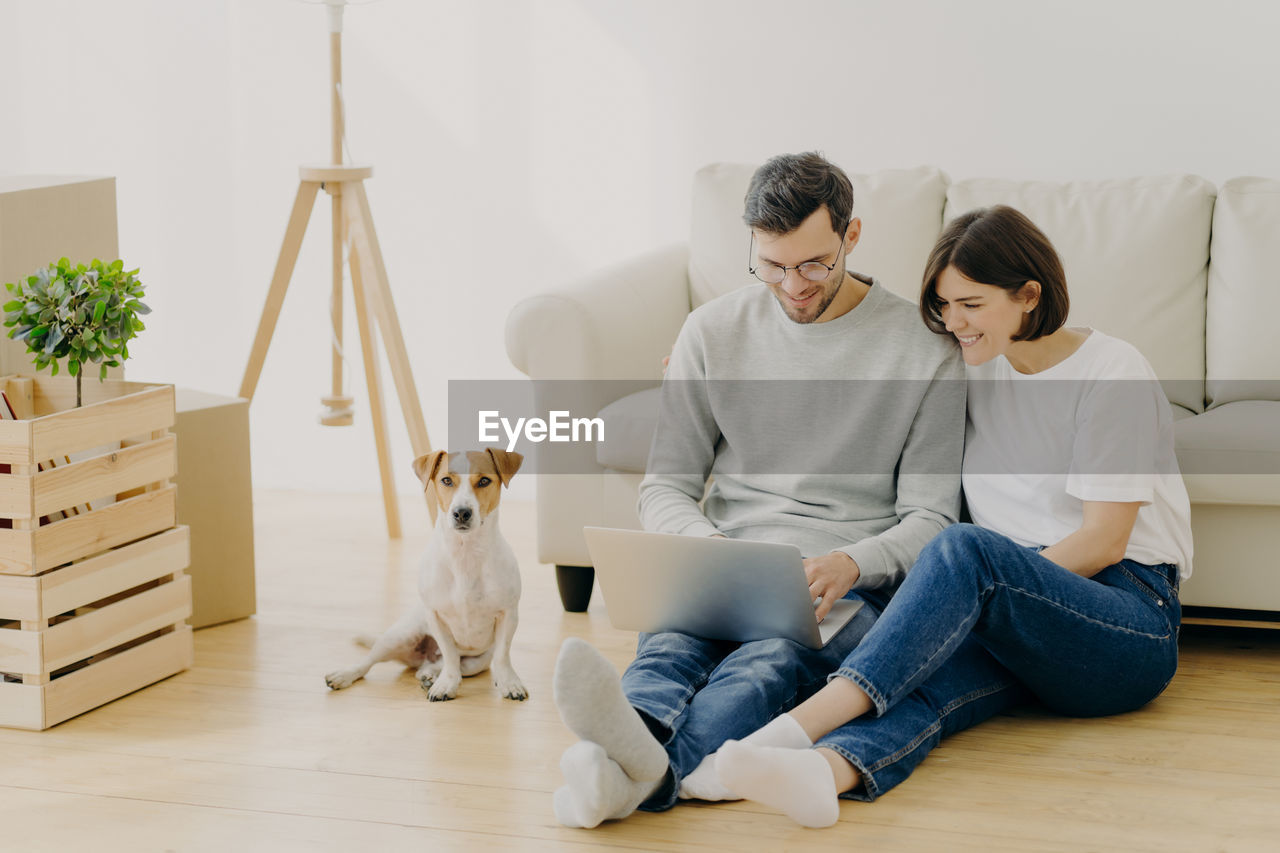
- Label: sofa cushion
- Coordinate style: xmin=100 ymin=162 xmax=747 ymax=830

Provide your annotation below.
xmin=1175 ymin=400 xmax=1280 ymax=504
xmin=596 ymin=386 xmax=661 ymax=473
xmin=1206 ymin=177 xmax=1280 ymax=408
xmin=689 ymin=163 xmax=948 ymax=308
xmin=946 ymin=176 xmax=1215 ymax=413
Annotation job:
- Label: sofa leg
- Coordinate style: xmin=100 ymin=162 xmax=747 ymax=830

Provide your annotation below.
xmin=556 ymin=565 xmax=595 ymax=612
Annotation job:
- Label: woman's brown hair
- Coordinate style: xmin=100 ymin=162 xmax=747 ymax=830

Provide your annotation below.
xmin=920 ymin=205 xmax=1069 ymax=341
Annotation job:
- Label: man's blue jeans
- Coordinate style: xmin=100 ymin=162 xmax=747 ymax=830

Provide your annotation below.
xmin=818 ymin=523 xmax=1181 ymax=800
xmin=620 ymin=589 xmax=887 ymax=811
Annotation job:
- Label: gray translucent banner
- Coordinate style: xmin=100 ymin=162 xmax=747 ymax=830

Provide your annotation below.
xmin=447 ymin=379 xmax=1279 ymax=475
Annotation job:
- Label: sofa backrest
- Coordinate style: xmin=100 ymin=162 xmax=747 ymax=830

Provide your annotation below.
xmin=946 ymin=176 xmax=1215 ymax=413
xmin=688 ymin=164 xmax=1225 ymax=413
xmin=1206 ymin=177 xmax=1280 ymax=407
xmin=689 ymin=163 xmax=948 ymax=307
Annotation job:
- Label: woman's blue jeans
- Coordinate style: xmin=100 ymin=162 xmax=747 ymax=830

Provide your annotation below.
xmin=619 ymin=589 xmax=888 ymax=811
xmin=818 ymin=523 xmax=1181 ymax=801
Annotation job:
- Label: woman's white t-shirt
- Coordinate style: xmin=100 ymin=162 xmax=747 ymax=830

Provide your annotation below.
xmin=962 ymin=329 xmax=1194 ymax=580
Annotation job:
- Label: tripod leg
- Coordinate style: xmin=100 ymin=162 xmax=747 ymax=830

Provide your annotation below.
xmin=240 ymin=180 xmax=321 ymax=401
xmin=345 ymin=202 xmax=402 ymax=539
xmin=330 ymin=189 xmax=345 ymax=404
xmin=347 ymin=182 xmax=432 ymax=458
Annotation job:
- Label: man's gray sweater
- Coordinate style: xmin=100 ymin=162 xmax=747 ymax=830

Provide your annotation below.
xmin=638 ymin=278 xmax=965 ymax=590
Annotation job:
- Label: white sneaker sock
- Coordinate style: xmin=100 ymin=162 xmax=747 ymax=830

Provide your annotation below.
xmin=553 ymin=741 xmax=663 ymax=828
xmin=552 ymin=638 xmax=668 ymax=782
xmin=679 ymin=713 xmax=811 ymax=801
xmin=716 ymin=740 xmax=840 ymax=828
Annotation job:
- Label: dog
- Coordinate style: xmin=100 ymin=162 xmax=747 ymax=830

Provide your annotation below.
xmin=324 ymin=448 xmax=528 ymax=701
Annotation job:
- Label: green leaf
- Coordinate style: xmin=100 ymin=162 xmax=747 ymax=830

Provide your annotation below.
xmin=92 ymin=300 xmax=106 ymax=324
xmin=100 ymin=363 xmax=109 ymax=380
xmin=68 ymin=359 xmax=80 ymax=376
xmin=2 ymin=300 xmax=19 ymax=312
xmin=50 ymin=360 xmax=59 ymax=376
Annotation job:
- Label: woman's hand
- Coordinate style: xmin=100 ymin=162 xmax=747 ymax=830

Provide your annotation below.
xmin=804 ymin=552 xmax=861 ymax=622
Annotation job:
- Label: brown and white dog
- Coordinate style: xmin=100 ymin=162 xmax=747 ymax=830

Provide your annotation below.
xmin=324 ymin=449 xmax=527 ymax=701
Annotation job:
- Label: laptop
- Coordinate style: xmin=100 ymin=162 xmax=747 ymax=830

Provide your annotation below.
xmin=583 ymin=527 xmax=864 ymax=649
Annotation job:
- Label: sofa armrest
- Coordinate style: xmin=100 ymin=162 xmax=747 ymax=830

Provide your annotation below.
xmin=505 ymin=243 xmax=691 ymax=380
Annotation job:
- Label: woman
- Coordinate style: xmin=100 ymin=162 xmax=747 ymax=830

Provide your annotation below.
xmin=701 ymin=204 xmax=1193 ymax=827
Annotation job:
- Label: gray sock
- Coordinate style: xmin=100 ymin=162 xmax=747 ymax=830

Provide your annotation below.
xmin=552 ymin=638 xmax=668 ymax=782
xmin=552 ymin=741 xmax=662 ymax=828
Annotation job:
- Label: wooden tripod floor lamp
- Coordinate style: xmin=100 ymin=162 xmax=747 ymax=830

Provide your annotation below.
xmin=239 ymin=0 xmax=431 ymax=538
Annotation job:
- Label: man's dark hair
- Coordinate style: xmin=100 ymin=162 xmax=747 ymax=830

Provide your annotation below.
xmin=920 ymin=205 xmax=1069 ymax=342
xmin=743 ymin=152 xmax=854 ymax=236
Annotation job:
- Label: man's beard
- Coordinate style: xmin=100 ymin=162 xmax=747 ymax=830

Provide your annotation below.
xmin=781 ymin=273 xmax=844 ymax=324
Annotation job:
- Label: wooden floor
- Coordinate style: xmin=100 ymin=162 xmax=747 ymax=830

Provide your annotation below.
xmin=3 ymin=491 xmax=1280 ymax=852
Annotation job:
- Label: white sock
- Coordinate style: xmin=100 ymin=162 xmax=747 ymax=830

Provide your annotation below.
xmin=553 ymin=741 xmax=662 ymax=828
xmin=679 ymin=713 xmax=811 ymax=801
xmin=553 ymin=638 xmax=668 ymax=782
xmin=716 ymin=741 xmax=840 ymax=828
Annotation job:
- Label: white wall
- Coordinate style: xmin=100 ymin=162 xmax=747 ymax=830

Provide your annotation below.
xmin=2 ymin=0 xmax=1278 ymax=500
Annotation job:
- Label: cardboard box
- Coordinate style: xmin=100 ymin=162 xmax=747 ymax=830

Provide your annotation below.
xmin=0 ymin=176 xmax=119 ymax=377
xmin=174 ymin=389 xmax=256 ymax=629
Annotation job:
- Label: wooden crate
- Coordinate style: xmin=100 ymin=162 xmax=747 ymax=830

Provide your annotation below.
xmin=0 ymin=375 xmax=192 ymax=729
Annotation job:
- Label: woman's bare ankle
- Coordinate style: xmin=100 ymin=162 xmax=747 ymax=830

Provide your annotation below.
xmin=789 ymin=678 xmax=875 ymax=741
xmin=816 ymin=747 xmax=861 ymax=794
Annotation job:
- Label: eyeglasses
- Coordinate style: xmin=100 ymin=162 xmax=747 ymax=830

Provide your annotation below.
xmin=748 ymin=229 xmax=847 ymax=285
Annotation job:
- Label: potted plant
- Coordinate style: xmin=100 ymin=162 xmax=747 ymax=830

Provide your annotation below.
xmin=3 ymin=257 xmax=149 ymax=407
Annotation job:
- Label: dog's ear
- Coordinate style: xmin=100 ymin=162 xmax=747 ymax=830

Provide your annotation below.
xmin=413 ymin=450 xmax=448 ymax=524
xmin=412 ymin=449 xmax=448 ymax=485
xmin=486 ymin=448 xmax=524 ymax=487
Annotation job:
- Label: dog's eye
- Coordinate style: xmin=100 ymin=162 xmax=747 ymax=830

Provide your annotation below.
xmin=477 ymin=477 xmax=491 ymax=487
xmin=440 ymin=477 xmax=453 ymax=487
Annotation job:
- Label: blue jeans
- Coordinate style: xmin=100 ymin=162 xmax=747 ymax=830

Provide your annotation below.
xmin=620 ymin=589 xmax=888 ymax=811
xmin=818 ymin=523 xmax=1181 ymax=800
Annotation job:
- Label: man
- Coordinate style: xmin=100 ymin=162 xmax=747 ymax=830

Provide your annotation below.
xmin=551 ymin=152 xmax=965 ymax=827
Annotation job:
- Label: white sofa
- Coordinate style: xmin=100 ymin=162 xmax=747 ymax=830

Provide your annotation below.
xmin=505 ymin=164 xmax=1280 ymax=620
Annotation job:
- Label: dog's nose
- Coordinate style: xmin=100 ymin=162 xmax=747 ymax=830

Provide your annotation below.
xmin=452 ymin=507 xmax=473 ymax=526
